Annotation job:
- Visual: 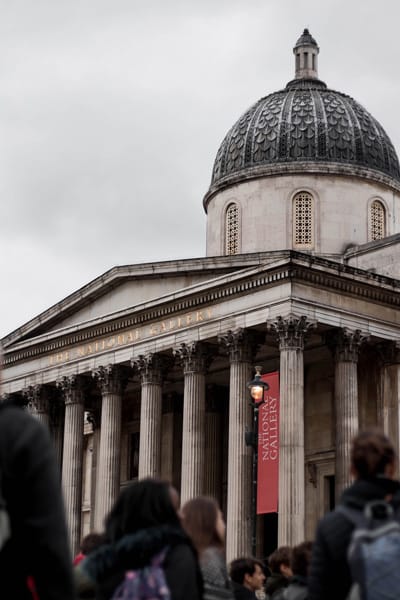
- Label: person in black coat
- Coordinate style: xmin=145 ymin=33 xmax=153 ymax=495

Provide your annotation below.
xmin=0 ymin=397 xmax=76 ymax=600
xmin=308 ymin=429 xmax=400 ymax=600
xmin=75 ymin=477 xmax=203 ymax=600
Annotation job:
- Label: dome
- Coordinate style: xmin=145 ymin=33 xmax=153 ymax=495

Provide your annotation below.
xmin=206 ymin=31 xmax=400 ymax=204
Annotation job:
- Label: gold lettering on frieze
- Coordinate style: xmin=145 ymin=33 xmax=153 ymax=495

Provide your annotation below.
xmin=47 ymin=307 xmax=213 ymax=366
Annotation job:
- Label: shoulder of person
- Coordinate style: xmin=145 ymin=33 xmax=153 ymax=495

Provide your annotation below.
xmin=202 ymin=546 xmax=224 ymax=563
xmin=164 ymin=541 xmax=197 ymax=568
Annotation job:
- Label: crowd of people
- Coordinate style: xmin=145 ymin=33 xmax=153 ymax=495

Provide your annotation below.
xmin=1 ymin=373 xmax=399 ymax=600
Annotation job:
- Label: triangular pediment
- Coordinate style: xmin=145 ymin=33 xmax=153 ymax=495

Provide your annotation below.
xmin=2 ymin=252 xmax=290 ymax=349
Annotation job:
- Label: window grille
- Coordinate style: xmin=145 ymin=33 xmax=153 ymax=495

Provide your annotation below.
xmin=293 ymin=192 xmax=314 ymax=248
xmin=225 ymin=203 xmax=240 ymax=255
xmin=369 ymin=200 xmax=386 ymax=241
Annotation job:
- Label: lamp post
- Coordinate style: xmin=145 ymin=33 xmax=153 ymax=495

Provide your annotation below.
xmin=245 ymin=366 xmax=269 ymax=557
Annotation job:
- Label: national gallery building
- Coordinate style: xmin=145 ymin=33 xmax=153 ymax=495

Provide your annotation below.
xmin=3 ymin=30 xmax=400 ymax=561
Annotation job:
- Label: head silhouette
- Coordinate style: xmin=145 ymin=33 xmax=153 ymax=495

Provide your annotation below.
xmin=351 ymin=429 xmax=396 ymax=480
xmin=181 ymin=496 xmax=225 ymax=555
xmin=104 ymin=478 xmax=181 ymax=543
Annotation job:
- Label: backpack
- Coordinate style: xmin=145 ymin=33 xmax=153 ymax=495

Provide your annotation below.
xmin=336 ymin=499 xmax=400 ymax=600
xmin=111 ymin=548 xmax=171 ymax=600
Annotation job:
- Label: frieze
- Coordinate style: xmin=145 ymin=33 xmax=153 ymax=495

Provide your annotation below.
xmin=48 ymin=309 xmax=213 ymax=366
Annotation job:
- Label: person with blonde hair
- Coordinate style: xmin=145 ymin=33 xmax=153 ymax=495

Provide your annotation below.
xmin=181 ymin=495 xmax=234 ymax=600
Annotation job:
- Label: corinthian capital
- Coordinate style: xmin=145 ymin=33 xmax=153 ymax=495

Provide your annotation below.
xmin=22 ymin=384 xmax=51 ymax=414
xmin=218 ymin=328 xmax=261 ymax=363
xmin=173 ymin=341 xmax=212 ymax=374
xmin=375 ymin=340 xmax=400 ymax=366
xmin=131 ymin=353 xmax=170 ymax=385
xmin=268 ymin=315 xmax=315 ymax=351
xmin=92 ymin=364 xmax=128 ymax=395
xmin=327 ymin=328 xmax=369 ymax=363
xmin=56 ymin=375 xmax=86 ymax=406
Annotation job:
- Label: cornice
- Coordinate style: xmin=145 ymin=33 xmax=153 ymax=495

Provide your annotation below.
xmin=4 ymin=252 xmax=400 ymax=367
xmin=203 ymin=162 xmax=400 ymax=211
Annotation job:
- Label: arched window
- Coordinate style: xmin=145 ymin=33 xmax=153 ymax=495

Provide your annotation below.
xmin=369 ymin=200 xmax=386 ymax=241
xmin=225 ymin=203 xmax=240 ymax=255
xmin=293 ymin=191 xmax=314 ymax=248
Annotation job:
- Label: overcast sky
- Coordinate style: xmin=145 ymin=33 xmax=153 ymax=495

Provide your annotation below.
xmin=1 ymin=0 xmax=400 ymax=339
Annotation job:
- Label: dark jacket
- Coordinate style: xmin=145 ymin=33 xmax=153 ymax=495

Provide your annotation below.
xmin=0 ymin=401 xmax=76 ymax=600
xmin=265 ymin=573 xmax=288 ymax=600
xmin=75 ymin=524 xmax=203 ymax=600
xmin=308 ymin=476 xmax=400 ymax=600
xmin=231 ymin=581 xmax=257 ymax=600
xmin=278 ymin=575 xmax=308 ymax=600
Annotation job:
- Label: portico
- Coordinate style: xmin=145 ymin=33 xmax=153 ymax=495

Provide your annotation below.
xmin=3 ymin=251 xmax=400 ymax=559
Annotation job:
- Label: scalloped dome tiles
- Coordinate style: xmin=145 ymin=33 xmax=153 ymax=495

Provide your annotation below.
xmin=209 ymin=30 xmax=400 ymax=194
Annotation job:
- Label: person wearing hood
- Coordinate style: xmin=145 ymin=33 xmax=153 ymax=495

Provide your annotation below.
xmin=308 ymin=429 xmax=400 ymax=600
xmin=74 ymin=477 xmax=203 ymax=600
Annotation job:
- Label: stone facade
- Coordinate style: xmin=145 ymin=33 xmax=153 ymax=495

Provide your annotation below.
xmin=3 ymin=30 xmax=400 ymax=562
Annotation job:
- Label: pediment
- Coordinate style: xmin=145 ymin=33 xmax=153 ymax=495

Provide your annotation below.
xmin=2 ymin=253 xmax=284 ymax=349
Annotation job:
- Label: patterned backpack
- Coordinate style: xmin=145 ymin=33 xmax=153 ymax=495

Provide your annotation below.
xmin=111 ymin=548 xmax=171 ymax=600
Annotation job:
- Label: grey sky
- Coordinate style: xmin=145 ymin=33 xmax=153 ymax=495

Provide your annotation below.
xmin=1 ymin=1 xmax=400 ymax=338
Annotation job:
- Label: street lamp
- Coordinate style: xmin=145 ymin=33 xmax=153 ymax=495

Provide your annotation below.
xmin=245 ymin=366 xmax=269 ymax=557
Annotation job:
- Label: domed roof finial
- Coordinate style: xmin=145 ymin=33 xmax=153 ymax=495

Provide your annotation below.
xmin=293 ymin=28 xmax=319 ymax=80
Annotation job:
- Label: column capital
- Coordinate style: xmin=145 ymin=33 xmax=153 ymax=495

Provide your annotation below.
xmin=131 ymin=353 xmax=170 ymax=385
xmin=376 ymin=340 xmax=400 ymax=366
xmin=56 ymin=374 xmax=86 ymax=405
xmin=92 ymin=364 xmax=128 ymax=395
xmin=218 ymin=328 xmax=261 ymax=363
xmin=173 ymin=341 xmax=212 ymax=374
xmin=327 ymin=328 xmax=369 ymax=362
xmin=22 ymin=384 xmax=54 ymax=415
xmin=268 ymin=315 xmax=315 ymax=351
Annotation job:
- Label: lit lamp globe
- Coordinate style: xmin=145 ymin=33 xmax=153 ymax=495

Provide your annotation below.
xmin=247 ymin=366 xmax=269 ymax=403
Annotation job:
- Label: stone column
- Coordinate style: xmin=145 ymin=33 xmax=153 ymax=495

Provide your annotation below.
xmin=92 ymin=365 xmax=127 ymax=531
xmin=57 ymin=375 xmax=86 ymax=555
xmin=269 ymin=315 xmax=314 ymax=546
xmin=330 ymin=329 xmax=368 ymax=501
xmin=132 ymin=353 xmax=167 ymax=479
xmin=219 ymin=329 xmax=259 ymax=562
xmin=377 ymin=341 xmax=400 ymax=465
xmin=204 ymin=388 xmax=222 ymax=502
xmin=174 ymin=342 xmax=210 ymax=505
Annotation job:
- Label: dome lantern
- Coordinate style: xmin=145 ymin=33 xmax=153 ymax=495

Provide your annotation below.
xmin=293 ymin=28 xmax=319 ymax=80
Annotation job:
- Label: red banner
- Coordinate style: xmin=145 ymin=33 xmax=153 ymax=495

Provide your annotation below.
xmin=257 ymin=371 xmax=280 ymax=514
